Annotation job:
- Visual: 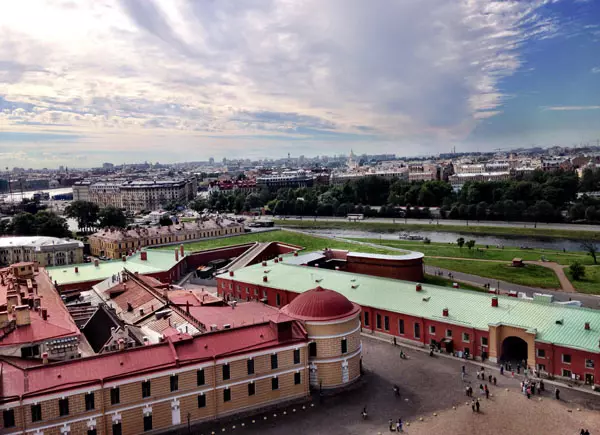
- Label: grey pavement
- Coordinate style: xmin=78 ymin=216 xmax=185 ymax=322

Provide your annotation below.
xmin=276 ymin=215 xmax=600 ymax=232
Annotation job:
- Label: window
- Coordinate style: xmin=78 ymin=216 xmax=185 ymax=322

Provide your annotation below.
xmin=248 ymin=382 xmax=256 ymax=396
xmin=247 ymin=358 xmax=255 ymax=375
xmin=221 ymin=282 xmax=225 ymax=288
xmin=384 ymin=316 xmax=390 ymax=331
xmin=429 ymin=325 xmax=436 ymax=335
xmin=21 ymin=344 xmax=40 ymax=358
xmin=223 ymin=364 xmax=231 ymax=380
xmin=246 ymin=287 xmax=249 ymax=294
xmin=88 ymin=429 xmax=97 ymax=435
xmin=562 ymin=368 xmax=572 ymax=378
xmin=59 ymin=398 xmax=69 ymax=416
xmin=398 ymin=319 xmax=405 ymax=335
xmin=110 ymin=387 xmax=120 ymax=405
xmin=363 ymin=311 xmax=369 ymax=327
xmin=85 ymin=392 xmax=95 ymax=411
xmin=272 ymin=377 xmax=279 ymax=390
xmin=142 ymin=380 xmax=151 ymax=398
xmin=271 ymin=354 xmax=278 ymax=370
xmin=462 ymin=332 xmax=470 ymax=343
xmin=197 ymin=369 xmax=205 ymax=386
xmin=3 ymin=409 xmax=15 ymax=428
xmin=198 ymin=394 xmax=206 ymax=408
xmin=585 ymin=359 xmax=595 ymax=369
xmin=170 ymin=375 xmax=179 ymax=392
xmin=224 ymin=388 xmax=231 ymax=402
xmin=562 ymin=354 xmax=571 ymax=364
xmin=446 ymin=329 xmax=452 ymax=338
xmin=309 ymin=342 xmax=317 ymax=357
xmin=294 ymin=349 xmax=301 ymax=364
xmin=481 ymin=337 xmax=488 ymax=347
xmin=31 ymin=404 xmax=42 ymax=422
xmin=537 ymin=349 xmax=546 ymax=358
xmin=414 ymin=323 xmax=421 ymax=339
xmin=341 ymin=338 xmax=348 ymax=354
xmin=112 ymin=423 xmax=122 ymax=435
xmin=254 ymin=288 xmax=258 ymax=296
xmin=262 ymin=290 xmax=267 ymax=299
xmin=376 ymin=314 xmax=382 ymax=329
xmin=143 ymin=415 xmax=152 ymax=432
xmin=276 ymin=293 xmax=281 ymax=306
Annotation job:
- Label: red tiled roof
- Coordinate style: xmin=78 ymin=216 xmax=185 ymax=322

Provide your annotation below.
xmin=1 ymin=321 xmax=307 ymax=399
xmin=169 ymin=290 xmax=221 ymax=307
xmin=0 ymin=269 xmax=79 ymax=347
xmin=281 ymin=286 xmax=360 ymax=321
xmin=187 ymin=301 xmax=282 ymax=330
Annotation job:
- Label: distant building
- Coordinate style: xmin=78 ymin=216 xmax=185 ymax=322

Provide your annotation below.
xmin=102 ymin=162 xmax=115 ymax=170
xmin=0 ymin=236 xmax=84 ymax=267
xmin=330 ymin=168 xmax=408 ymax=186
xmin=256 ymin=170 xmax=315 ymax=189
xmin=89 ymin=217 xmax=244 ymax=259
xmin=408 ymin=163 xmax=440 ymax=182
xmin=72 ymin=180 xmax=91 ymax=202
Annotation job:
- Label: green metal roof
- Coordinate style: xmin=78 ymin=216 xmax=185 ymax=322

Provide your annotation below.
xmin=46 ymin=250 xmax=182 ymax=285
xmin=222 ymin=261 xmax=600 ymax=354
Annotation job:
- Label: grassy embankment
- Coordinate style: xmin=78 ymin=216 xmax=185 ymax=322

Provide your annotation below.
xmin=274 ymin=219 xmax=600 ymax=241
xmin=421 ymin=274 xmax=485 ymax=292
xmin=423 ymin=258 xmax=560 ymax=289
xmin=564 ymin=266 xmax=600 ymax=295
xmin=153 ymin=229 xmax=398 ymax=255
xmin=351 ymin=238 xmax=592 ymax=265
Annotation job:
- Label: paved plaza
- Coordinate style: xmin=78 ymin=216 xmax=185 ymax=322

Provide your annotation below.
xmin=183 ymin=336 xmax=600 ymax=435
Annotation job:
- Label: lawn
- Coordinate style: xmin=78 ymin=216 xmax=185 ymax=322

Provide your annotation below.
xmin=274 ymin=219 xmax=600 ymax=241
xmin=421 ymin=274 xmax=485 ymax=292
xmin=564 ymin=265 xmax=600 ymax=295
xmin=424 ymin=258 xmax=561 ymax=289
xmin=352 ymin=238 xmax=593 ymax=265
xmin=152 ymin=229 xmax=397 ymax=255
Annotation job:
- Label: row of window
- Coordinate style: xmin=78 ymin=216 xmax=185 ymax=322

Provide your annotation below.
xmin=535 ymin=349 xmax=595 ymax=368
xmin=365 ymin=313 xmax=480 ymax=344
xmin=3 ymin=374 xmax=303 ymax=430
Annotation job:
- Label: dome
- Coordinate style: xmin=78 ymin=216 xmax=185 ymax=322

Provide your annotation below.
xmin=281 ymin=286 xmax=360 ymax=321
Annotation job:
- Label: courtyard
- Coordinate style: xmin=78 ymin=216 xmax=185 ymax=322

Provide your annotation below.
xmin=182 ymin=336 xmax=600 ymax=435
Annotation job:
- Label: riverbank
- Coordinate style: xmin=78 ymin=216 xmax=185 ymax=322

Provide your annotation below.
xmin=565 ymin=265 xmax=600 ymax=295
xmin=274 ymin=219 xmax=600 ymax=241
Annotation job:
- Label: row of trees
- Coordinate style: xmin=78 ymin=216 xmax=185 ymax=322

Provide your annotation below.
xmin=64 ymin=201 xmax=128 ymax=232
xmin=0 ymin=211 xmax=71 ymax=238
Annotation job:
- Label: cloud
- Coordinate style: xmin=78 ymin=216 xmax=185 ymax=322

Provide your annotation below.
xmin=592 ymin=67 xmax=600 ymax=74
xmin=0 ymin=0 xmax=565 ymax=165
xmin=542 ymin=106 xmax=600 ymax=111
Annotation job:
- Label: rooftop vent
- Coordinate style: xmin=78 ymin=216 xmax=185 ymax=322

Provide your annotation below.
xmin=422 ymin=296 xmax=430 ymax=302
xmin=555 ymin=319 xmax=563 ymax=325
xmin=229 ymin=271 xmax=234 ymax=277
xmin=416 ymin=283 xmax=422 ymax=292
xmin=491 ymin=297 xmax=498 ymax=307
xmin=223 ymin=324 xmax=231 ymax=329
xmin=210 ymin=324 xmax=218 ymax=331
xmin=585 ymin=322 xmax=590 ymax=330
xmin=442 ymin=308 xmax=449 ymax=317
xmin=263 ymin=276 xmax=268 ymax=282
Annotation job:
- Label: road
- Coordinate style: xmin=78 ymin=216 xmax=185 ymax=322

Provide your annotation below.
xmin=275 ymin=215 xmax=600 ymax=232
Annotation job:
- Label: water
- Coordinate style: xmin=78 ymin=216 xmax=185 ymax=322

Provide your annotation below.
xmin=305 ymin=229 xmax=586 ymax=252
xmin=0 ymin=187 xmax=73 ymax=203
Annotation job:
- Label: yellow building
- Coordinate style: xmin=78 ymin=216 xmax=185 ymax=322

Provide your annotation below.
xmin=0 ymin=236 xmax=84 ymax=267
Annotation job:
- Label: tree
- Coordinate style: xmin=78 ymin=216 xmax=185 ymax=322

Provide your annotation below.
xmin=585 ymin=206 xmax=597 ymax=222
xmin=465 ymin=239 xmax=476 ymax=250
xmin=569 ymin=261 xmax=585 ymax=280
xmin=34 ymin=211 xmax=71 ymax=238
xmin=11 ymin=213 xmax=37 ymax=236
xmin=581 ymin=241 xmax=598 ymax=265
xmin=98 ymin=207 xmax=128 ymax=228
xmin=456 ymin=237 xmax=465 ymax=249
xmin=65 ymin=200 xmax=99 ymax=232
xmin=159 ymin=216 xmax=173 ymax=226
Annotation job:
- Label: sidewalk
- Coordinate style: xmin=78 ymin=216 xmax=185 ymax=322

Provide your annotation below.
xmin=361 ymin=332 xmax=600 ymax=398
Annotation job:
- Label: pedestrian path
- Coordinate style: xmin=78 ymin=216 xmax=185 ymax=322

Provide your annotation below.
xmin=525 ymin=260 xmax=575 ymax=292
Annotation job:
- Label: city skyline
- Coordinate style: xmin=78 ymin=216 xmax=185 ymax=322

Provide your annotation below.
xmin=1 ymin=0 xmax=599 ymax=168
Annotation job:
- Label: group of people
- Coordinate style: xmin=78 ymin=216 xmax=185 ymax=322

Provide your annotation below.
xmin=579 ymin=429 xmax=591 ymax=435
xmin=520 ymin=378 xmax=545 ymax=398
xmin=388 ymin=418 xmax=403 ymax=432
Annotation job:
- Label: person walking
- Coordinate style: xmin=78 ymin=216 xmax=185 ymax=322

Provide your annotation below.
xmin=500 ymin=365 xmax=504 ymax=376
xmin=471 ymin=401 xmax=476 ymax=412
xmin=493 ymin=376 xmax=497 ymax=386
xmin=475 ymin=399 xmax=480 ymax=413
xmin=540 ymin=379 xmax=544 ymax=392
xmin=462 ymin=365 xmax=466 ymax=374
xmin=555 ymin=388 xmax=560 ymax=400
xmin=468 ymin=386 xmax=473 ymax=397
xmin=485 ymin=385 xmax=489 ymax=399
xmin=488 ymin=374 xmax=492 ymax=383
xmin=397 ymin=418 xmax=403 ymax=433
xmin=389 ymin=418 xmax=395 ymax=432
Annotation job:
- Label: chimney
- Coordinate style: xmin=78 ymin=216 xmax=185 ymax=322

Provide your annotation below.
xmin=74 ymin=266 xmax=79 ymax=274
xmin=180 ymin=244 xmax=184 ymax=257
xmin=94 ymin=259 xmax=99 ymax=267
xmin=140 ymin=251 xmax=147 ymax=261
xmin=491 ymin=297 xmax=499 ymax=307
xmin=186 ymin=300 xmax=190 ymax=314
xmin=41 ymin=308 xmax=48 ymax=321
xmin=585 ymin=322 xmax=590 ymax=330
xmin=15 ymin=305 xmax=31 ymax=326
xmin=42 ymin=352 xmax=49 ymax=364
xmin=274 ymin=258 xmax=278 ymax=263
xmin=139 ymin=308 xmax=144 ymax=316
xmin=415 ymin=283 xmax=422 ymax=292
xmin=175 ymin=249 xmax=179 ymax=261
xmin=263 ymin=276 xmax=268 ymax=282
xmin=262 ymin=261 xmax=267 ymax=266
xmin=442 ymin=308 xmax=449 ymax=317
xmin=229 ymin=271 xmax=234 ymax=277
xmin=118 ymin=338 xmax=125 ymax=351
xmin=127 ymin=302 xmax=133 ymax=312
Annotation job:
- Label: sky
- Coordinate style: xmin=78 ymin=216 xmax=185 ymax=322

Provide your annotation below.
xmin=0 ymin=0 xmax=599 ymax=168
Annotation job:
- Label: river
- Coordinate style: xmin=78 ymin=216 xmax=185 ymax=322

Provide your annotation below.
xmin=0 ymin=187 xmax=73 ymax=203
xmin=304 ymin=229 xmax=586 ymax=251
